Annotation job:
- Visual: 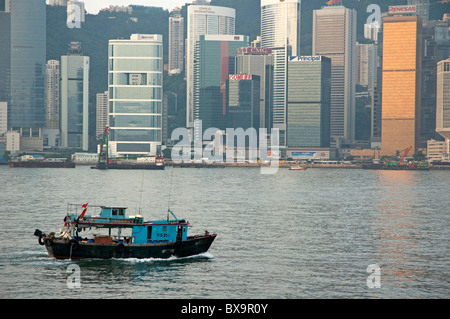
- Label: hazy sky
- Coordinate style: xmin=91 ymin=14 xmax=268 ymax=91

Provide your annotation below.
xmin=78 ymin=0 xmax=192 ymax=14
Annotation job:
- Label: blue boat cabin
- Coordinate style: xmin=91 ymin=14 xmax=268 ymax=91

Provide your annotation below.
xmin=69 ymin=205 xmax=188 ymax=244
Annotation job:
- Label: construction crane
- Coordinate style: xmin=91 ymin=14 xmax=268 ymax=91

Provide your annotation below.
xmin=397 ymin=146 xmax=412 ymax=166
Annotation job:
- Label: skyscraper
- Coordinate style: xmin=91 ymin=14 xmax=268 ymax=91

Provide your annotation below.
xmin=108 ymin=34 xmax=163 ymax=157
xmin=235 ymin=47 xmax=274 ymax=130
xmin=186 ymin=4 xmax=235 ymax=130
xmin=8 ymin=0 xmax=46 ymax=131
xmin=287 ymin=56 xmax=331 ymax=148
xmin=227 ymin=74 xmax=261 ymax=131
xmin=261 ymin=0 xmax=301 ymax=146
xmin=407 ymin=0 xmax=430 ymax=24
xmin=61 ymin=42 xmax=90 ymax=151
xmin=313 ymin=5 xmax=357 ymax=146
xmin=381 ymin=15 xmax=422 ymax=156
xmin=356 ymin=43 xmax=377 ymax=93
xmin=0 ymin=4 xmax=10 ymax=104
xmin=194 ymin=34 xmax=249 ymax=131
xmin=436 ymin=58 xmax=450 ymax=150
xmin=96 ymin=91 xmax=108 ymax=140
xmin=168 ymin=7 xmax=184 ymax=76
xmin=46 ymin=60 xmax=60 ymax=130
xmin=421 ymin=19 xmax=450 ymax=144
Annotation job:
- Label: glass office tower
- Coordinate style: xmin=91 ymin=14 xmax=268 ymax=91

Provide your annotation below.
xmin=194 ymin=34 xmax=249 ymax=132
xmin=61 ymin=43 xmax=89 ymax=151
xmin=186 ymin=5 xmax=236 ymax=130
xmin=261 ymin=0 xmax=301 ymax=146
xmin=381 ymin=16 xmax=422 ymax=156
xmin=8 ymin=0 xmax=46 ymax=130
xmin=108 ymin=34 xmax=163 ymax=157
xmin=287 ymin=56 xmax=331 ymax=148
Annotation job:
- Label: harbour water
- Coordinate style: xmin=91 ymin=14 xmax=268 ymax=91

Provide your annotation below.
xmin=0 ymin=165 xmax=449 ymax=299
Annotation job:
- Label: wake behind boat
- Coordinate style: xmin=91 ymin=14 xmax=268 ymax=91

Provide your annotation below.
xmin=34 ymin=204 xmax=216 ymax=260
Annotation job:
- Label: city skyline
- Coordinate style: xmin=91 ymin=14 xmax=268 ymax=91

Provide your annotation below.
xmin=49 ymin=0 xmax=191 ymax=13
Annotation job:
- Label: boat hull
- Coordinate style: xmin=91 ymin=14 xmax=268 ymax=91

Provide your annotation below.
xmin=9 ymin=161 xmax=75 ymax=168
xmin=43 ymin=235 xmax=217 ymax=260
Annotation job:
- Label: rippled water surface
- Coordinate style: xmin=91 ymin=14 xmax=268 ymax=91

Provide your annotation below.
xmin=0 ymin=165 xmax=449 ymax=298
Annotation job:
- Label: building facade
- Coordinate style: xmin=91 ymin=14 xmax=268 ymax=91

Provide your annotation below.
xmin=381 ymin=15 xmax=422 ymax=156
xmin=421 ymin=19 xmax=450 ymax=144
xmin=287 ymin=56 xmax=331 ymax=148
xmin=407 ymin=0 xmax=430 ymax=24
xmin=235 ymin=47 xmax=273 ymax=130
xmin=194 ymin=34 xmax=249 ymax=132
xmin=168 ymin=8 xmax=184 ymax=76
xmin=96 ymin=91 xmax=108 ymax=140
xmin=356 ymin=43 xmax=377 ymax=93
xmin=312 ymin=5 xmax=357 ymax=147
xmin=46 ymin=60 xmax=60 ymax=130
xmin=261 ymin=0 xmax=301 ymax=146
xmin=61 ymin=42 xmax=90 ymax=151
xmin=227 ymin=74 xmax=261 ymax=131
xmin=436 ymin=58 xmax=450 ymax=151
xmin=8 ymin=0 xmax=46 ymax=131
xmin=108 ymin=34 xmax=163 ymax=157
xmin=186 ymin=5 xmax=235 ymax=130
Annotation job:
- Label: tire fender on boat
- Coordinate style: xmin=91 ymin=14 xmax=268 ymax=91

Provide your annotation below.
xmin=44 ymin=237 xmax=53 ymax=247
xmin=38 ymin=235 xmax=45 ymax=246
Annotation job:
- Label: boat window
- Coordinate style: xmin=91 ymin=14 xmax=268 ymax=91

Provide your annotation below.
xmin=163 ymin=226 xmax=166 ymax=232
xmin=112 ymin=209 xmax=118 ymax=216
xmin=119 ymin=209 xmax=124 ymax=216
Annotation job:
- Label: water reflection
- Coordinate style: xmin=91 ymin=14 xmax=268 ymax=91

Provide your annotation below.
xmin=373 ymin=171 xmax=423 ymax=291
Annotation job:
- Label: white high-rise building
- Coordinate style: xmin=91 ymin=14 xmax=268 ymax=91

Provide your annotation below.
xmin=261 ymin=0 xmax=301 ymax=146
xmin=46 ymin=60 xmax=60 ymax=130
xmin=436 ymin=58 xmax=450 ymax=156
xmin=108 ymin=34 xmax=163 ymax=157
xmin=60 ymin=42 xmax=89 ymax=151
xmin=186 ymin=4 xmax=235 ymax=130
xmin=356 ymin=43 xmax=377 ymax=93
xmin=168 ymin=8 xmax=184 ymax=75
xmin=313 ymin=5 xmax=357 ymax=146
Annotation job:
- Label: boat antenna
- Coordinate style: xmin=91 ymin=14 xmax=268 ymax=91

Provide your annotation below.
xmin=138 ymin=170 xmax=145 ymax=215
xmin=167 ymin=166 xmax=174 ymax=220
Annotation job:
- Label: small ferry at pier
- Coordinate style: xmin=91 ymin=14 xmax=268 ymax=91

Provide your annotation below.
xmin=34 ymin=204 xmax=216 ymax=260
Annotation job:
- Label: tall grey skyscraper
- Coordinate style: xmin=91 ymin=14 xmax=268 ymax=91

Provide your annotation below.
xmin=0 ymin=4 xmax=10 ymax=104
xmin=168 ymin=7 xmax=184 ymax=76
xmin=61 ymin=42 xmax=90 ymax=151
xmin=186 ymin=4 xmax=235 ymax=130
xmin=8 ymin=0 xmax=46 ymax=131
xmin=261 ymin=0 xmax=301 ymax=146
xmin=313 ymin=5 xmax=357 ymax=146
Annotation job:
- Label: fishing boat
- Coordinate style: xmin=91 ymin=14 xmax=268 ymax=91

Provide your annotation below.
xmin=34 ymin=204 xmax=216 ymax=260
xmin=289 ymin=165 xmax=307 ymax=171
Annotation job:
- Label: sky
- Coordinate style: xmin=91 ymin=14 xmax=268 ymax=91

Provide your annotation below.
xmin=78 ymin=0 xmax=192 ymax=14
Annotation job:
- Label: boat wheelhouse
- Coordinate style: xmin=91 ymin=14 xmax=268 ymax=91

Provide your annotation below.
xmin=35 ymin=204 xmax=216 ymax=260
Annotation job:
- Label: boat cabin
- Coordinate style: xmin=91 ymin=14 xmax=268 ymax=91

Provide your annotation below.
xmin=66 ymin=205 xmax=189 ymax=244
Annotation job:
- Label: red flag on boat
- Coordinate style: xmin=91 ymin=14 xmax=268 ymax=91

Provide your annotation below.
xmin=79 ymin=203 xmax=88 ymax=220
xmin=327 ymin=0 xmax=342 ymax=5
